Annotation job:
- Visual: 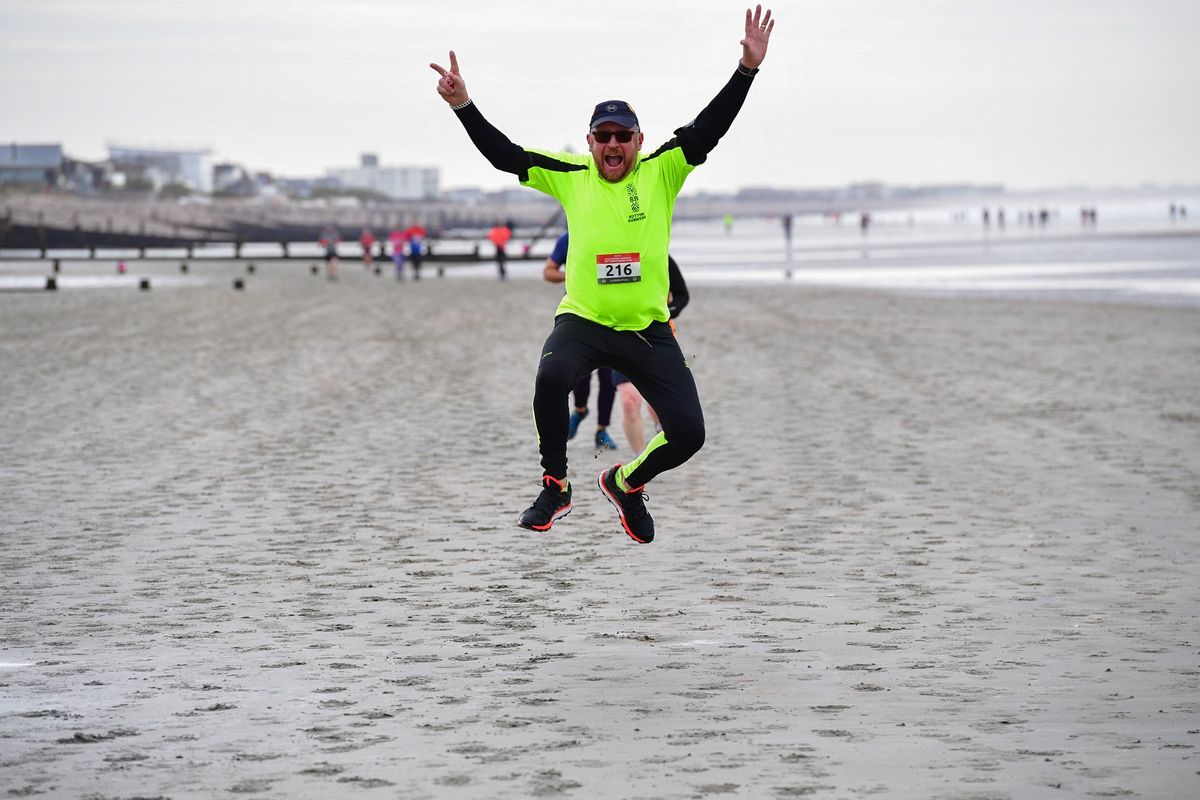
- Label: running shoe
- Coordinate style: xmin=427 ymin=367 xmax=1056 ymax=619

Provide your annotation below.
xmin=597 ymin=465 xmax=654 ymax=544
xmin=595 ymin=429 xmax=618 ymax=451
xmin=567 ymin=408 xmax=589 ymax=440
xmin=518 ymin=475 xmax=572 ymax=531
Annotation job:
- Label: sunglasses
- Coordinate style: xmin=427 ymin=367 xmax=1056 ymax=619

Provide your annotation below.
xmin=591 ymin=130 xmax=638 ymax=144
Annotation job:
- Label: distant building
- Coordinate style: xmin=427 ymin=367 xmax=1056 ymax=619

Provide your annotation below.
xmin=325 ymin=153 xmax=439 ymax=200
xmin=736 ymin=186 xmax=838 ymax=202
xmin=0 ymin=143 xmax=63 ymax=187
xmin=59 ymin=157 xmax=120 ymax=193
xmin=108 ymin=144 xmax=213 ymax=193
xmin=275 ymin=176 xmax=342 ymax=199
xmin=733 ymin=182 xmax=1006 ymax=206
xmin=484 ymin=187 xmax=553 ymax=205
xmin=212 ymin=162 xmax=260 ymax=197
xmin=213 ymin=162 xmax=242 ymax=192
xmin=846 ymin=182 xmax=886 ymax=201
xmin=443 ymin=187 xmax=487 ymax=205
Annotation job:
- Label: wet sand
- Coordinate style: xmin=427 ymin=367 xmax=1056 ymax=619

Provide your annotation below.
xmin=2 ymin=262 xmax=1199 ymax=798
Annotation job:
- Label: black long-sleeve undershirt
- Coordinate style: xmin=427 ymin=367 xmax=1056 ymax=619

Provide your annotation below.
xmin=453 ymin=102 xmax=530 ymax=179
xmin=452 ymin=65 xmax=757 ymax=176
xmin=670 ymin=68 xmax=756 ymax=166
xmin=667 ymin=256 xmax=689 ymax=319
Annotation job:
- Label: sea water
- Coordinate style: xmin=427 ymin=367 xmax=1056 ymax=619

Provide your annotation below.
xmin=666 ymin=194 xmax=1200 ymax=307
xmin=3 ymin=194 xmax=1198 ymax=306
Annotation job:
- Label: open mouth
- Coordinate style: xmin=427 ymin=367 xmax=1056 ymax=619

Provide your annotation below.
xmin=604 ymin=154 xmax=623 ymax=168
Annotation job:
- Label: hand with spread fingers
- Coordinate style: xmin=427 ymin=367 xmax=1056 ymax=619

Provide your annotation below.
xmin=739 ymin=4 xmax=774 ymax=70
xmin=429 ymin=50 xmax=469 ymax=107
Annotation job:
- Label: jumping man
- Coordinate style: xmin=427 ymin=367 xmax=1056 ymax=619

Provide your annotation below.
xmin=431 ymin=5 xmax=775 ymax=543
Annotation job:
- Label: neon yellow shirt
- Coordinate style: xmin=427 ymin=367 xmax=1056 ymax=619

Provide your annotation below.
xmin=521 ymin=146 xmax=694 ymax=331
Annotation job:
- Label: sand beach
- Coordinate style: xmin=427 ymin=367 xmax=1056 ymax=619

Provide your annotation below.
xmin=2 ymin=258 xmax=1199 ymax=798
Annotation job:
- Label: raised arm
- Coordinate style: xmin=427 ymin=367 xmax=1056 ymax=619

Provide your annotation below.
xmin=674 ymin=5 xmax=775 ymax=166
xmin=430 ymin=51 xmax=528 ymax=177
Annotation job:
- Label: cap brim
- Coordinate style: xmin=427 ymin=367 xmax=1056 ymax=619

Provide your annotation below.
xmin=590 ymin=114 xmax=639 ymax=130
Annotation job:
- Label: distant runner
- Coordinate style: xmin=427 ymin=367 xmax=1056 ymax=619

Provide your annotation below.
xmin=319 ymin=224 xmax=342 ymax=281
xmin=359 ymin=227 xmax=376 ymax=270
xmin=407 ymin=226 xmax=425 ymax=280
xmin=488 ymin=223 xmax=512 ymax=280
xmin=388 ymin=227 xmax=406 ymax=280
xmin=431 ymin=5 xmax=774 ymax=543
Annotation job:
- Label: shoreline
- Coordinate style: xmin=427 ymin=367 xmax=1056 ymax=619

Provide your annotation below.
xmin=3 ymin=257 xmax=1199 ymax=310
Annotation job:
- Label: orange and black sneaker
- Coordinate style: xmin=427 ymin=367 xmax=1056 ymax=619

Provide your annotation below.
xmin=517 ymin=475 xmax=572 ymax=531
xmin=598 ymin=465 xmax=654 ymax=543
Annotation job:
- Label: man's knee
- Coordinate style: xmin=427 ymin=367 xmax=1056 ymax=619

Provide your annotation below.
xmin=535 ymin=359 xmax=578 ymax=396
xmin=666 ymin=413 xmax=705 ymax=458
xmin=618 ymin=386 xmax=641 ymax=415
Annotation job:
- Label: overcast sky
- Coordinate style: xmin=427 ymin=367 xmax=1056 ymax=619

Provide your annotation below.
xmin=2 ymin=0 xmax=1198 ymax=192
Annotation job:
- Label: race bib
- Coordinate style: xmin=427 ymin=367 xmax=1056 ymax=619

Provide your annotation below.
xmin=596 ymin=252 xmax=641 ymax=285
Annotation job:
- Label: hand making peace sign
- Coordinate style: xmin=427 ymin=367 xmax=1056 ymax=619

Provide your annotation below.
xmin=430 ymin=50 xmax=469 ymax=107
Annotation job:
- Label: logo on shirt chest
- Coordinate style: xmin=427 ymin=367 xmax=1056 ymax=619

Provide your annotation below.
xmin=626 ymin=181 xmax=645 ymax=223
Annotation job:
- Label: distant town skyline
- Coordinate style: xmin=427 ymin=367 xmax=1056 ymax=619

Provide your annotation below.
xmin=3 ymin=0 xmax=1198 ymax=193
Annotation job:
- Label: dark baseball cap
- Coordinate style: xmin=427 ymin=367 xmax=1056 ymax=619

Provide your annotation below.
xmin=590 ymin=100 xmax=639 ymax=130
